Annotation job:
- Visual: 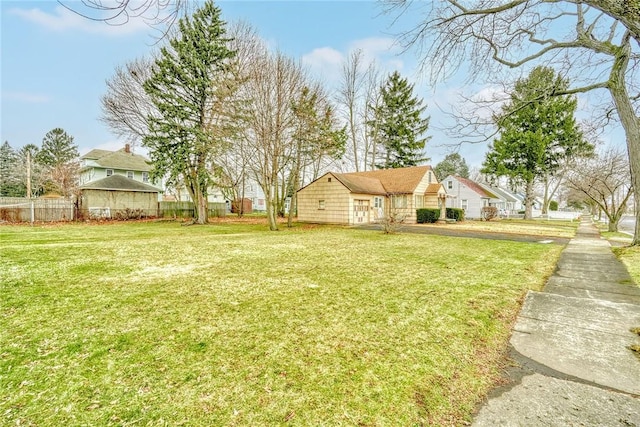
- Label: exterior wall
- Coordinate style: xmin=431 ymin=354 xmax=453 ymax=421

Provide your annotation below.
xmin=80 ymin=167 xmax=151 ymax=186
xmin=80 ymin=190 xmax=159 ymax=217
xmin=298 ymin=175 xmax=355 ymax=224
xmin=444 ymin=177 xmax=487 ymax=219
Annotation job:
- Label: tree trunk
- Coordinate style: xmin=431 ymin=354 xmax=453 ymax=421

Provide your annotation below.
xmin=524 ymin=179 xmax=535 ymax=220
xmin=264 ymin=180 xmax=279 ymax=231
xmin=195 ymin=190 xmax=208 ymax=224
xmin=608 ymin=36 xmax=640 ymax=245
xmin=542 ymin=175 xmax=549 ymax=215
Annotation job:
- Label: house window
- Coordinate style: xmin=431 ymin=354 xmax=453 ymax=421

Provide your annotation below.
xmin=318 ymin=200 xmax=325 ymax=210
xmin=328 ymin=177 xmax=332 ymax=182
xmin=127 ymin=171 xmax=134 ymax=179
xmin=392 ymin=195 xmax=407 ymax=209
xmin=461 ymin=199 xmax=468 ymax=210
xmin=415 ymin=195 xmax=424 ymax=208
xmin=374 ymin=197 xmax=383 ymax=208
xmin=106 ymin=169 xmax=114 ymax=176
xmin=447 ymin=180 xmax=453 ymax=190
xmin=428 ymin=172 xmax=432 ymax=183
xmin=142 ymin=172 xmax=149 ymax=183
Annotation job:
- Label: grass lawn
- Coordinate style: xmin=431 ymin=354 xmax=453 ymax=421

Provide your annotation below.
xmin=614 ymin=246 xmax=640 ymax=285
xmin=1 ymin=221 xmax=563 ymax=426
xmin=421 ymin=218 xmax=578 ymax=238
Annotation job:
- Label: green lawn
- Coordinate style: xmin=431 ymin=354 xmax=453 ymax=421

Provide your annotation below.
xmin=1 ymin=221 xmax=563 ymax=426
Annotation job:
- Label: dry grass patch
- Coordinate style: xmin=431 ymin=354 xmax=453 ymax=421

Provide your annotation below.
xmin=423 ymin=218 xmax=578 ymax=238
xmin=1 ymin=222 xmax=561 ymax=426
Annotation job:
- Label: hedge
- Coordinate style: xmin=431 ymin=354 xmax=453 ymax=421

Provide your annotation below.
xmin=416 ymin=208 xmax=440 ymax=223
xmin=446 ymin=208 xmax=464 ymax=221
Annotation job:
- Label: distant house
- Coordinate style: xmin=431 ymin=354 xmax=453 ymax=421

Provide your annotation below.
xmin=443 ymin=175 xmax=501 ymax=219
xmin=78 ymin=174 xmax=161 ymax=218
xmin=477 ymin=183 xmax=523 ymax=214
xmin=297 ymin=166 xmax=446 ymax=225
xmin=80 ymin=144 xmax=153 ymax=187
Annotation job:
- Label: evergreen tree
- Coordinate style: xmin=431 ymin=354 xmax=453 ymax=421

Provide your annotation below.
xmin=368 ymin=71 xmax=430 ymax=169
xmin=143 ymin=0 xmax=236 ymax=224
xmin=0 ymin=141 xmax=23 ymax=197
xmin=481 ymin=66 xmax=592 ymax=219
xmin=36 ymin=128 xmax=80 ymax=197
xmin=37 ymin=128 xmax=79 ymax=167
xmin=434 ymin=153 xmax=470 ymax=180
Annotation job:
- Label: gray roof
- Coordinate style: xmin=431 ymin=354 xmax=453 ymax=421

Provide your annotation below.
xmin=80 ymin=174 xmax=161 ymax=193
xmin=81 ymin=148 xmax=152 ymax=172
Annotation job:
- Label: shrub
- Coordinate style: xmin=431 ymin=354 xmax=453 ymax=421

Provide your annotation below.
xmin=549 ymin=200 xmax=558 ymax=211
xmin=481 ymin=206 xmax=498 ymax=221
xmin=446 ymin=208 xmax=464 ymax=221
xmin=416 ymin=208 xmax=440 ymax=224
xmin=114 ymin=208 xmax=146 ymax=220
xmin=380 ymin=211 xmax=407 ymax=234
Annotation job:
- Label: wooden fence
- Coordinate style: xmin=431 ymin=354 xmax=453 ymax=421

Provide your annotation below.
xmin=0 ymin=198 xmax=227 ymax=223
xmin=158 ymin=201 xmax=227 ymax=219
xmin=0 ymin=197 xmax=75 ymax=222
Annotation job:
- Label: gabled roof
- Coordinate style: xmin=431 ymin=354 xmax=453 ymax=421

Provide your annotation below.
xmin=454 ymin=176 xmax=499 ymax=198
xmin=481 ymin=184 xmax=519 ymax=202
xmin=344 ymin=165 xmax=434 ymax=194
xmin=332 ymin=173 xmax=387 ymax=195
xmin=81 ymin=148 xmax=151 ymax=172
xmin=425 ymin=183 xmax=444 ymax=194
xmin=80 ymin=174 xmax=161 ymax=193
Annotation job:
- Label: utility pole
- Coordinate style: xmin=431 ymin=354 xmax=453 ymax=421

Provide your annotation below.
xmin=26 ymin=149 xmax=31 ymax=198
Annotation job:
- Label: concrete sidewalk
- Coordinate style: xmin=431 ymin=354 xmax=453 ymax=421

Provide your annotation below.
xmin=473 ymin=216 xmax=640 ymax=426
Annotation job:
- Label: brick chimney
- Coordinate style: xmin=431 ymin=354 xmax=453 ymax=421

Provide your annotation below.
xmin=124 ymin=143 xmax=131 ymax=154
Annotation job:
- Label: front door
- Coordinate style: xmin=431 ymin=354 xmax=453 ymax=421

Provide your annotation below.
xmin=354 ymin=199 xmax=370 ymax=224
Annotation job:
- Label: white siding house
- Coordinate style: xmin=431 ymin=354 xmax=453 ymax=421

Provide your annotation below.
xmin=443 ymin=175 xmax=501 ymax=219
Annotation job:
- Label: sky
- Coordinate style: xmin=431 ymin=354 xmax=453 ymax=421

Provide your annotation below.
xmin=0 ymin=0 xmax=627 ymax=170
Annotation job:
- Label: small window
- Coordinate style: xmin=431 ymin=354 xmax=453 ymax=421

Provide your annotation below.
xmin=328 ymin=177 xmax=332 ymax=182
xmin=461 ymin=199 xmax=468 ymax=210
xmin=142 ymin=172 xmax=149 ymax=183
xmin=106 ymin=169 xmax=114 ymax=176
xmin=428 ymin=172 xmax=432 ymax=183
xmin=447 ymin=180 xmax=453 ymax=190
xmin=127 ymin=171 xmax=134 ymax=179
xmin=374 ymin=197 xmax=383 ymax=208
xmin=318 ymin=200 xmax=325 ymax=210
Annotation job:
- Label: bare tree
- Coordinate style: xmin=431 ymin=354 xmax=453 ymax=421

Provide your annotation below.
xmin=101 ymin=55 xmax=158 ymax=147
xmin=338 ymin=50 xmax=365 ymax=171
xmin=387 ymin=0 xmax=640 ymax=244
xmin=566 ymin=148 xmax=633 ymax=232
xmin=336 ymin=51 xmax=383 ymax=172
xmin=58 ymin=0 xmax=192 ymax=40
xmin=241 ymin=45 xmax=307 ymax=230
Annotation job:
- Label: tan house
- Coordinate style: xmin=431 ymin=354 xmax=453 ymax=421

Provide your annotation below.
xmin=297 ymin=166 xmax=446 ymax=225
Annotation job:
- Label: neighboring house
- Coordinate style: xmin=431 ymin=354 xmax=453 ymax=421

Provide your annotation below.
xmin=478 ymin=183 xmax=522 ymax=214
xmin=297 ymin=166 xmax=446 ymax=225
xmin=443 ymin=175 xmax=501 ymax=219
xmin=78 ymin=174 xmax=161 ymax=218
xmin=80 ymin=144 xmax=154 ymax=187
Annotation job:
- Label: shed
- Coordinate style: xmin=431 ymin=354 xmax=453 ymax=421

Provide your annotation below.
xmin=79 ymin=174 xmax=162 ymax=219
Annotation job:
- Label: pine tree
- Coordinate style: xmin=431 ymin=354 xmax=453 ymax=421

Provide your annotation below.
xmin=143 ymin=0 xmax=236 ymax=224
xmin=37 ymin=128 xmax=80 ymax=197
xmin=0 ymin=141 xmax=23 ymax=197
xmin=481 ymin=66 xmax=592 ymax=219
xmin=368 ymin=71 xmax=430 ymax=169
xmin=37 ymin=128 xmax=79 ymax=167
xmin=434 ymin=153 xmax=470 ymax=180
